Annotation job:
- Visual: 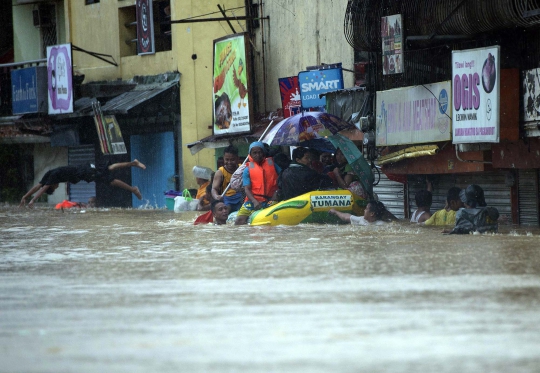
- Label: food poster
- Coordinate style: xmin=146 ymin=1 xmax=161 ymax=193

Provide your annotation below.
xmin=381 ymin=14 xmax=403 ymax=75
xmin=279 ymin=76 xmax=302 ymax=118
xmin=451 ymin=46 xmax=500 ymax=144
xmin=213 ymin=33 xmax=251 ymax=135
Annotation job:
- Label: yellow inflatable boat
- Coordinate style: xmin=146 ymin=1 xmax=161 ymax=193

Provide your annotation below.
xmin=248 ymin=190 xmax=368 ymax=226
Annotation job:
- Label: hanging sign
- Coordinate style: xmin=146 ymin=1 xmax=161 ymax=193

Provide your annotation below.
xmin=381 ymin=14 xmax=403 ymax=75
xmin=298 ymin=66 xmax=344 ymax=109
xmin=279 ymin=76 xmax=302 ymax=118
xmin=137 ymin=0 xmax=155 ymax=55
xmin=452 ymin=46 xmax=500 ymax=143
xmin=47 ymin=44 xmax=73 ymax=114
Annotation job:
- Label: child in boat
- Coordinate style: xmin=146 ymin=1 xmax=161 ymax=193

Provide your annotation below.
xmin=211 ymin=145 xmax=243 ymax=212
xmin=19 ymin=160 xmax=146 ymax=208
xmin=329 ymin=200 xmax=388 ymax=225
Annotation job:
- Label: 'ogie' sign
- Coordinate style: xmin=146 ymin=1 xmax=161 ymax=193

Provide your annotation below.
xmin=451 ymin=46 xmax=500 ymax=144
xmin=298 ymin=67 xmax=344 ymax=109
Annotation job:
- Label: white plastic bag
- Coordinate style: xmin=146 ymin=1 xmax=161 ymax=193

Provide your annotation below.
xmin=174 ymin=189 xmax=198 ymax=212
xmin=230 ymin=164 xmax=247 ymax=191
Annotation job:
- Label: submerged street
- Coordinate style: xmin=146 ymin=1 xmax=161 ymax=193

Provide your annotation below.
xmin=1 ymin=206 xmax=540 ymax=372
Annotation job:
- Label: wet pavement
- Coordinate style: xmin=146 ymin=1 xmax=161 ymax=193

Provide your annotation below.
xmin=1 ymin=206 xmax=540 ymax=372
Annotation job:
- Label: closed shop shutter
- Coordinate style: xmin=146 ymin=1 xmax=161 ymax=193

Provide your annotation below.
xmin=373 ymin=170 xmax=405 ymax=219
xmin=68 ymin=145 xmax=96 ymax=203
xmin=518 ymin=169 xmax=538 ymax=226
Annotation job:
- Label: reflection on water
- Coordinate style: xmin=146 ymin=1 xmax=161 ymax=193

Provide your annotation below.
xmin=1 ymin=206 xmax=540 ymax=373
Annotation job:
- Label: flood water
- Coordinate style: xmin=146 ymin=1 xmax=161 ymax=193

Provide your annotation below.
xmin=1 ymin=205 xmax=540 ymax=373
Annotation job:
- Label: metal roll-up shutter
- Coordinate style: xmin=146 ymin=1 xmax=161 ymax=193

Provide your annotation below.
xmin=518 ymin=169 xmax=538 ymax=226
xmin=407 ymin=172 xmax=512 ymax=222
xmin=68 ymin=145 xmax=96 ymax=203
xmin=407 ymin=174 xmax=458 ymax=219
xmin=373 ymin=171 xmax=405 ymax=219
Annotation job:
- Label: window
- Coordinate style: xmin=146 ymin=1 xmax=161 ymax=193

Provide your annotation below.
xmin=119 ymin=0 xmax=171 ymax=57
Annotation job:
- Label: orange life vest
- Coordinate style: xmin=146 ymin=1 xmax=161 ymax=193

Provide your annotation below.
xmin=246 ymin=156 xmax=278 ymax=202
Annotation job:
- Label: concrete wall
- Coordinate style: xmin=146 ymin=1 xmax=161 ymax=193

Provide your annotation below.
xmin=12 ymin=2 xmax=41 ymax=61
xmin=252 ymin=0 xmax=355 ymax=113
xmin=174 ymin=0 xmax=246 ymax=190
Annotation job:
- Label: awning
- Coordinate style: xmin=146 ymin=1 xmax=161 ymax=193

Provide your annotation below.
xmin=186 ymin=117 xmax=281 ymax=155
xmin=100 ymin=79 xmax=179 ymax=114
xmin=54 ymin=73 xmax=180 ymax=119
xmin=377 ymin=145 xmax=439 ymax=166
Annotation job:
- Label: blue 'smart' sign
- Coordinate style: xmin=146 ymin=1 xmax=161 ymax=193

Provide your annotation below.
xmin=298 ymin=67 xmax=344 ymax=109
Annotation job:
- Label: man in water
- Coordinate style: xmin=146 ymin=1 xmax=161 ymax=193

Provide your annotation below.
xmin=449 ymin=184 xmax=499 ymax=234
xmin=211 ymin=145 xmax=243 ymax=212
xmin=19 ymin=159 xmax=146 ymax=208
xmin=424 ymin=187 xmax=463 ymax=226
xmin=211 ymin=200 xmax=230 ymax=225
xmin=329 ymin=200 xmax=388 ymax=226
xmin=234 ymin=141 xmax=281 ymax=225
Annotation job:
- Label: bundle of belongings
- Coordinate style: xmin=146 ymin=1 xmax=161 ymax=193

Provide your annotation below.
xmin=450 ymin=184 xmax=499 ymax=234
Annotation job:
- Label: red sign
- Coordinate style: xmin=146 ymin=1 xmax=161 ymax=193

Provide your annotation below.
xmin=279 ymin=76 xmax=301 ymax=118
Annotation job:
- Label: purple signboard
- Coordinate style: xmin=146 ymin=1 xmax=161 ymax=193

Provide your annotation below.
xmin=47 ymin=44 xmax=73 ymax=115
xmin=137 ymin=0 xmax=155 ymax=55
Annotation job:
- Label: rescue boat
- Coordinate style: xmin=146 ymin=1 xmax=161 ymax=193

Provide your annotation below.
xmin=248 ymin=189 xmax=368 ymax=226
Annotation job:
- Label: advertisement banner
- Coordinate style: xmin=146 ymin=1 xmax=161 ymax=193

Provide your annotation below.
xmin=279 ymin=76 xmax=301 ymax=118
xmin=523 ymin=67 xmax=540 ymax=122
xmin=381 ymin=14 xmax=403 ymax=75
xmin=47 ymin=44 xmax=73 ymax=115
xmin=213 ymin=33 xmax=251 ymax=135
xmin=94 ymin=115 xmax=127 ymax=155
xmin=376 ymin=81 xmax=452 ymax=146
xmin=452 ymin=46 xmax=500 ymax=143
xmin=298 ymin=67 xmax=343 ymax=109
xmin=137 ymin=0 xmax=155 ymax=55
xmin=11 ymin=66 xmax=48 ymax=115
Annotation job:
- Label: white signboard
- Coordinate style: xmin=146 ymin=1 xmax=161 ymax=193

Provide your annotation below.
xmin=452 ymin=46 xmax=500 ymax=143
xmin=523 ymin=68 xmax=540 ymax=122
xmin=47 ymin=44 xmax=73 ymax=115
xmin=375 ymin=81 xmax=452 ymax=146
xmin=310 ymin=194 xmax=352 ymax=210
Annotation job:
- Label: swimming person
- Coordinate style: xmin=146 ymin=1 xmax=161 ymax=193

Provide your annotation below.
xmin=20 ymin=160 xmax=146 ymax=208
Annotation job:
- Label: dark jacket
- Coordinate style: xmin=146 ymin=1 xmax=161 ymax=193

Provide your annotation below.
xmin=450 ymin=206 xmax=499 ymax=234
xmin=278 ymin=163 xmax=334 ymax=201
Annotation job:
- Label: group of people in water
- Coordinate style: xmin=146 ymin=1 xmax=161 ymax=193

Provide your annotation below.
xmin=18 ymin=140 xmax=499 ymax=234
xmin=192 ymin=140 xmax=375 ymax=226
xmin=198 ymin=140 xmax=499 ymax=233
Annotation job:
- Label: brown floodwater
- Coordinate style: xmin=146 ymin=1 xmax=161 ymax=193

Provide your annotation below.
xmin=1 ymin=205 xmax=540 ymax=372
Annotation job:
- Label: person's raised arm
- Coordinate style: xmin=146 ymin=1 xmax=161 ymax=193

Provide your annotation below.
xmin=19 ymin=184 xmax=42 ymax=207
xmin=27 ymin=185 xmax=51 ymax=208
xmin=211 ymin=170 xmax=224 ymax=201
xmin=328 ymin=208 xmax=352 ymax=223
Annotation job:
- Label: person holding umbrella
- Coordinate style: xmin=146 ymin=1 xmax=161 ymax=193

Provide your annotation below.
xmin=234 ymin=141 xmax=281 ymax=225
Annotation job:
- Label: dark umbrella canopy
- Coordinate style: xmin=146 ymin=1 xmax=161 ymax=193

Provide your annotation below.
xmin=261 ymin=112 xmax=355 ymax=148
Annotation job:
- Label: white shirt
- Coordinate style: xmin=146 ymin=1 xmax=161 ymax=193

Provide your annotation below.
xmin=350 ymin=216 xmax=387 ymax=226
